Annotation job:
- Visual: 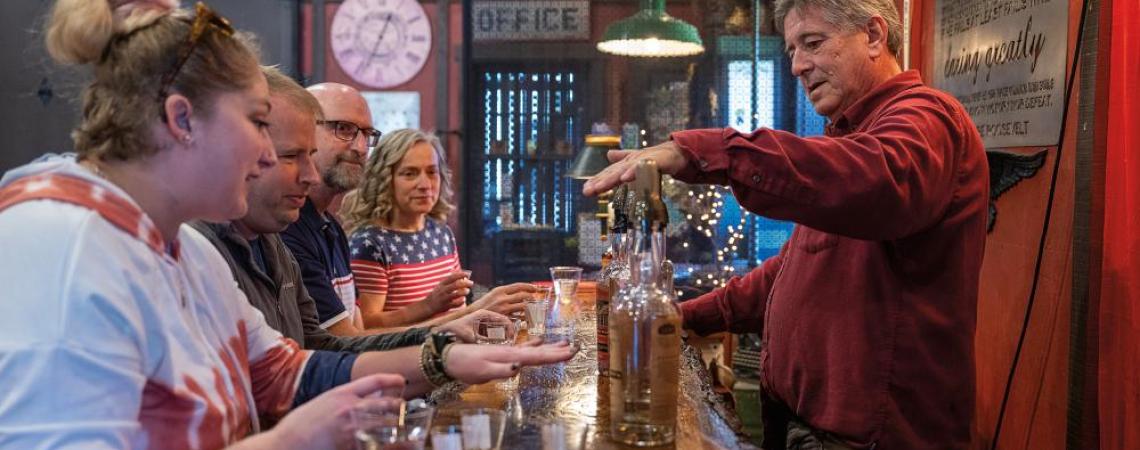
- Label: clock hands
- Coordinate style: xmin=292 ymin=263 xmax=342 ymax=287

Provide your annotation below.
xmin=355 ymin=13 xmax=393 ymax=76
xmin=333 ymin=0 xmax=429 ymax=88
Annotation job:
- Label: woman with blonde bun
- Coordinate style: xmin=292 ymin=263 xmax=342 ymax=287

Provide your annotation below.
xmin=0 ymin=2 xmax=575 ymax=449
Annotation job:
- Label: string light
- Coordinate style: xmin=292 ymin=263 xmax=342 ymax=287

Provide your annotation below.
xmin=672 ymin=183 xmax=752 ymax=290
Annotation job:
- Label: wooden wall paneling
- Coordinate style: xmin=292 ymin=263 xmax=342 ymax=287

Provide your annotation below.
xmin=911 ymin=0 xmax=1089 ymax=448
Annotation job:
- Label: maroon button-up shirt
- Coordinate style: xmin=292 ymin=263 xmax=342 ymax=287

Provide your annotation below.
xmin=674 ymin=71 xmax=988 ymax=449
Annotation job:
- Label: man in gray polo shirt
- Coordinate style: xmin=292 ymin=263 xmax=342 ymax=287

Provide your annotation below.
xmin=194 ymin=66 xmax=502 ymax=351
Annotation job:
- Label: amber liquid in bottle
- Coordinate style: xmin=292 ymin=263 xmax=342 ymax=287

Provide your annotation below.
xmin=597 ymin=185 xmax=633 ymax=378
xmin=597 ymin=186 xmax=632 ymax=431
xmin=598 ymin=248 xmax=613 ymax=374
xmin=608 ymin=161 xmax=681 ymax=447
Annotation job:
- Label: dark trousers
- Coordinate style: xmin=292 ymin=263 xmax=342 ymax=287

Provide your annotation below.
xmin=761 ymin=393 xmax=856 ymax=450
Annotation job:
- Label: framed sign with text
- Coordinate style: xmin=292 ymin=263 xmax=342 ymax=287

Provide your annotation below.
xmin=933 ymin=0 xmax=1068 ymax=148
xmin=472 ymin=0 xmax=590 ymax=41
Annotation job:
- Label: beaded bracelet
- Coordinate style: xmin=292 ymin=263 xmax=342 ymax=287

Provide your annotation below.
xmin=420 ymin=333 xmax=456 ymax=387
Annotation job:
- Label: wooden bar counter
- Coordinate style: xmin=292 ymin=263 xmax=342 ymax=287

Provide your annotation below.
xmin=428 ymin=285 xmax=757 ymax=449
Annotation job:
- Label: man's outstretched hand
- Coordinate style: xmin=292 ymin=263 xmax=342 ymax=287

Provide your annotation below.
xmin=581 ymin=141 xmax=688 ymax=197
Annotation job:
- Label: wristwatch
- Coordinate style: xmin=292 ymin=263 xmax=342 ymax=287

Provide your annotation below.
xmin=421 ymin=331 xmax=457 ymax=387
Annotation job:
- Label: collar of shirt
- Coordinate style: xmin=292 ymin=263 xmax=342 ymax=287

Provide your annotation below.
xmin=207 ymin=221 xmax=278 ymax=287
xmin=826 ymin=70 xmax=925 ymax=136
xmin=249 ymin=236 xmax=269 ymax=276
xmin=297 ymin=197 xmax=323 ymax=228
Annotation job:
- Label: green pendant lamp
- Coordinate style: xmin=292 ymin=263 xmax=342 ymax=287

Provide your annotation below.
xmin=597 ymin=0 xmax=704 ymax=57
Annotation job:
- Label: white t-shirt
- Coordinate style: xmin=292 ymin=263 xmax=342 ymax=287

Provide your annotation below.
xmin=0 ymin=158 xmax=311 ymax=449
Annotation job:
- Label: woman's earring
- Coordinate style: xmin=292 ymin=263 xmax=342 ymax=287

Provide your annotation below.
xmin=181 ymin=134 xmax=193 ymax=144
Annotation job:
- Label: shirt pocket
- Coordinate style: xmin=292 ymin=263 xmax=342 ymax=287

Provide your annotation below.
xmin=797 ymin=228 xmax=839 ymax=253
xmin=275 ymin=282 xmax=294 ymax=298
xmin=278 ymin=282 xmax=297 ymax=306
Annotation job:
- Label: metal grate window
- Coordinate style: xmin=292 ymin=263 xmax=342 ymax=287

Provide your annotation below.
xmin=727 ymin=59 xmax=776 ymax=132
xmin=719 ymin=35 xmax=800 ymax=266
xmin=478 ymin=67 xmax=585 ymax=234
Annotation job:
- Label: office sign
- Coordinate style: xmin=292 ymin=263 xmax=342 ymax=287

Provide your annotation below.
xmin=473 ymin=1 xmax=590 ymax=41
xmin=933 ymin=0 xmax=1067 ymax=148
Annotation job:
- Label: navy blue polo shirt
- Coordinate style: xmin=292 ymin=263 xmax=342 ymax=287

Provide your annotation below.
xmin=281 ymin=198 xmax=357 ymax=328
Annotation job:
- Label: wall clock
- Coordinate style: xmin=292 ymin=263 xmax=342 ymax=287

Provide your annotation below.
xmin=330 ymin=0 xmax=432 ymax=89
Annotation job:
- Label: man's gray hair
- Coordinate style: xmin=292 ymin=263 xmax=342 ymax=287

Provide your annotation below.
xmin=774 ymin=0 xmax=903 ymax=57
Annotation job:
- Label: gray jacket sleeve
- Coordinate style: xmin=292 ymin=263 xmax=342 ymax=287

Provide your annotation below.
xmin=294 ymin=270 xmax=429 ymax=352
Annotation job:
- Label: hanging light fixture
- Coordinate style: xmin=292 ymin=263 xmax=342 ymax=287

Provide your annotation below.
xmin=597 ymin=0 xmax=704 ymax=57
xmin=566 ymin=135 xmax=620 ymax=180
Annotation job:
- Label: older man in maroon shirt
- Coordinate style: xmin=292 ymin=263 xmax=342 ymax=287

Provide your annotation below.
xmin=584 ymin=0 xmax=988 ymax=448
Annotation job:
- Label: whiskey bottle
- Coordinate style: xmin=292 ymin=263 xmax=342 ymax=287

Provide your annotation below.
xmin=608 ymin=160 xmax=681 ymax=447
xmin=597 ymin=185 xmax=632 ymax=378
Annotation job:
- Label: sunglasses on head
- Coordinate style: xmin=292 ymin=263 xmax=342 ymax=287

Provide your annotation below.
xmin=157 ymin=2 xmax=235 ymax=101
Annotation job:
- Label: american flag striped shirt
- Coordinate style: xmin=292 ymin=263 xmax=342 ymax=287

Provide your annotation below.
xmin=349 ymin=219 xmax=463 ymax=313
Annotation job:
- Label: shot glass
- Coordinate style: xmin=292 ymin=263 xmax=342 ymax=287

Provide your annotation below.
xmin=401 ymin=400 xmax=435 ymax=447
xmin=430 ymin=424 xmax=464 ymax=450
xmin=524 ymin=287 xmax=551 ymax=334
xmin=540 ymin=419 xmax=591 ymax=450
xmin=474 ymin=316 xmax=516 ymax=345
xmin=351 ymin=398 xmax=433 ymax=450
xmin=350 ymin=397 xmax=404 ymax=450
xmin=459 ymin=408 xmax=507 ymax=450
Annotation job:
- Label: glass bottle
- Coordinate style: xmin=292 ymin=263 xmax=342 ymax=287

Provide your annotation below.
xmin=597 ymin=185 xmax=633 ymax=378
xmin=608 ymin=160 xmax=681 ymax=447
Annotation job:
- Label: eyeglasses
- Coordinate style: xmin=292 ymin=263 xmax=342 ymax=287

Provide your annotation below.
xmin=317 ymin=120 xmax=382 ymax=147
xmin=158 ymin=2 xmax=235 ymax=100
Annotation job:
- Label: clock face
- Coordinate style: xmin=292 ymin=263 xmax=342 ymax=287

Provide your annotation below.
xmin=330 ymin=0 xmax=432 ymax=89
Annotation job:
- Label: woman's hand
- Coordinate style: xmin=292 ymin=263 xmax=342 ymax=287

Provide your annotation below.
xmin=442 ymin=340 xmax=577 ymax=385
xmin=422 ymin=271 xmax=474 ymax=313
xmin=433 ymin=310 xmax=516 ymax=343
xmin=263 ymin=374 xmax=406 ymax=450
xmin=468 ymin=283 xmax=537 ymax=317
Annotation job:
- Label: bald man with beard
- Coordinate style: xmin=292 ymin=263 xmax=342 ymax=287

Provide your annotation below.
xmin=281 ymin=84 xmax=474 ymax=338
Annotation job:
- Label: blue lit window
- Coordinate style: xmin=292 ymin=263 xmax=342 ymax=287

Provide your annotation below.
xmin=716 ymin=36 xmax=821 ymax=266
xmin=727 ymin=60 xmax=776 ymax=132
xmin=795 ymin=82 xmax=827 ymax=136
xmin=477 ymin=67 xmax=584 ymax=234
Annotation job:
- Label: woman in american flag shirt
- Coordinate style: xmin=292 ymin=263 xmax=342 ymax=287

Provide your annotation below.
xmin=344 ymin=129 xmax=535 ymax=329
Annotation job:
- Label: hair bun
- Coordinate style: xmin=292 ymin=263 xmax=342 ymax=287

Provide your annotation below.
xmin=45 ymin=0 xmax=178 ymax=65
xmin=111 ymin=0 xmax=179 ymax=32
xmin=45 ymin=0 xmax=114 ymax=65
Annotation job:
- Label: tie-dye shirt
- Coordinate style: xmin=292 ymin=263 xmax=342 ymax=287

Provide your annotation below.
xmin=0 ymin=157 xmax=355 ymax=449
